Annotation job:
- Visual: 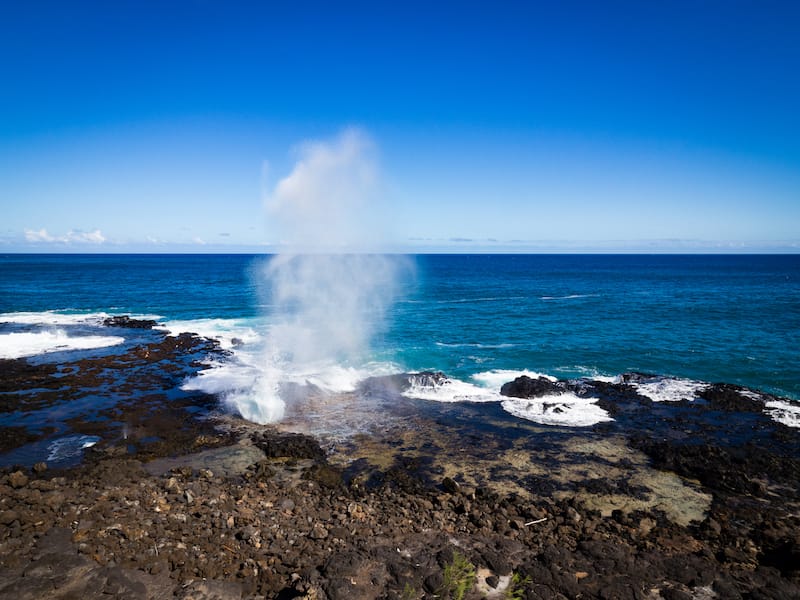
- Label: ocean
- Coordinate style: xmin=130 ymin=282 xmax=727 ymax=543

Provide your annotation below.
xmin=1 ymin=253 xmax=798 ymax=439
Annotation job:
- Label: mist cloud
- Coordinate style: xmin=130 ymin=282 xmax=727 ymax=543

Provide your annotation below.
xmin=264 ymin=128 xmax=383 ymax=251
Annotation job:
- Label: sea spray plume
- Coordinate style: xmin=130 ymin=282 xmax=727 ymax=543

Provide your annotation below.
xmin=265 ymin=253 xmax=402 ymax=366
xmin=265 ymin=128 xmax=383 ymax=250
xmin=228 ymin=129 xmax=409 ymax=424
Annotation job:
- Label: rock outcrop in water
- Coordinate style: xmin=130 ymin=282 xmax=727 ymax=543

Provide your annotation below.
xmin=102 ymin=315 xmax=158 ymax=329
xmin=500 ymin=375 xmax=564 ymax=398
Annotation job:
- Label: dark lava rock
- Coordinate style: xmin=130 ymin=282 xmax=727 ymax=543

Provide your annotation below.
xmin=500 ymin=375 xmax=563 ymax=398
xmin=698 ymin=383 xmax=765 ymax=413
xmin=252 ymin=431 xmax=326 ymax=461
xmin=102 ymin=315 xmax=158 ymax=329
xmin=619 ymin=372 xmax=659 ymax=384
xmin=0 ymin=359 xmax=59 ymax=394
xmin=442 ymin=476 xmax=460 ymax=494
xmin=630 ymin=437 xmax=800 ymax=496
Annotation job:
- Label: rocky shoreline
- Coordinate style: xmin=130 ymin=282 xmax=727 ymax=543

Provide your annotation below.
xmin=1 ymin=421 xmax=798 ymax=600
xmin=1 ymin=323 xmax=799 ymax=599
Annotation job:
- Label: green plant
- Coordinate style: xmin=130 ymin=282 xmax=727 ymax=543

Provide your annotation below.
xmin=504 ymin=572 xmax=531 ymax=600
xmin=401 ymin=582 xmax=418 ymax=600
xmin=439 ymin=551 xmax=476 ymax=600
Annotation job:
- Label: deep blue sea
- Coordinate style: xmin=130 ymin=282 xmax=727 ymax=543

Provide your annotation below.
xmin=1 ymin=253 xmax=798 ymax=430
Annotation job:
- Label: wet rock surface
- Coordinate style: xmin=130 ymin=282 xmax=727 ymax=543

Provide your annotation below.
xmin=0 ymin=327 xmax=229 ymax=467
xmin=102 ymin=315 xmax=159 ymax=329
xmin=1 ymin=338 xmax=799 ymax=598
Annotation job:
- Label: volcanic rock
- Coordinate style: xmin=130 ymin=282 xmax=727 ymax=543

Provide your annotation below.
xmin=698 ymin=383 xmax=765 ymax=413
xmin=500 ymin=375 xmax=562 ymax=398
xmin=251 ymin=431 xmax=326 ymax=461
xmin=102 ymin=315 xmax=158 ymax=329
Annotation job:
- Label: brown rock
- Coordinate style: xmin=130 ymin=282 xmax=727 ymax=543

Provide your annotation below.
xmin=310 ymin=523 xmax=329 ymax=540
xmin=8 ymin=470 xmax=28 ymax=489
xmin=442 ymin=477 xmax=460 ymax=494
xmin=0 ymin=510 xmax=19 ymax=525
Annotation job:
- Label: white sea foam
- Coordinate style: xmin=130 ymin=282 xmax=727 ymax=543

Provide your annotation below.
xmin=501 ymin=393 xmax=613 ymax=427
xmin=402 ymin=376 xmax=502 ymax=403
xmin=0 ymin=310 xmax=110 ymax=325
xmin=0 ymin=330 xmax=125 ymax=359
xmin=402 ymin=370 xmax=613 ymax=426
xmin=764 ymin=400 xmax=800 ymax=428
xmin=633 ymin=378 xmax=708 ymax=402
xmin=181 ymin=359 xmax=260 ymax=395
xmin=157 ymin=318 xmax=262 ymax=350
xmin=738 ymin=389 xmax=765 ymax=401
xmin=471 ymin=369 xmax=557 ymax=390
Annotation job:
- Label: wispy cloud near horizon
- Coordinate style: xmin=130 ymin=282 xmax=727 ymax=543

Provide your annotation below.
xmin=24 ymin=228 xmax=106 ymax=244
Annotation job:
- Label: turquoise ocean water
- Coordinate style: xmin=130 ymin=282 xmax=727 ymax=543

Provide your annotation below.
xmin=1 ymin=253 xmax=798 ymax=433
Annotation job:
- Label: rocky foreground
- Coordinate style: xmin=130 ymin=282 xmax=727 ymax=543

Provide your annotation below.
xmin=0 ymin=417 xmax=798 ymax=600
xmin=1 ymin=323 xmax=799 ymax=599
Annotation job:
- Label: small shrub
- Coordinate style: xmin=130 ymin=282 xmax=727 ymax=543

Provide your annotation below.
xmin=439 ymin=551 xmax=476 ymax=600
xmin=504 ymin=572 xmax=532 ymax=599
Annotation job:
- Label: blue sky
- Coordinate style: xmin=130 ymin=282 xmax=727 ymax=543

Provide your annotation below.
xmin=1 ymin=1 xmax=798 ymax=253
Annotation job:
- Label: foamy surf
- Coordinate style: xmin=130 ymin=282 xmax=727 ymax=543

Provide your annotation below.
xmin=398 ymin=369 xmax=613 ymax=426
xmin=157 ymin=318 xmax=263 ymax=350
xmin=162 ymin=314 xmax=795 ymax=432
xmin=0 ymin=310 xmax=112 ymax=325
xmin=501 ymin=392 xmax=613 ymax=427
xmin=633 ymin=378 xmax=708 ymax=403
xmin=0 ymin=330 xmax=125 ymax=359
xmin=471 ymin=369 xmax=557 ymax=389
xmin=765 ymin=400 xmax=800 ymax=429
xmin=172 ymin=313 xmax=404 ymax=424
xmin=402 ymin=376 xmax=502 ymax=403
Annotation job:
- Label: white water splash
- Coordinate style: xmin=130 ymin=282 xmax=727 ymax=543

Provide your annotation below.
xmin=220 ymin=129 xmax=409 ymax=423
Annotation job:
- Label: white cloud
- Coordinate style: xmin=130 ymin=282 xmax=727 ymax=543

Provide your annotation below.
xmin=78 ymin=230 xmax=106 ymax=243
xmin=24 ymin=228 xmax=55 ymax=242
xmin=24 ymin=228 xmax=106 ymax=244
